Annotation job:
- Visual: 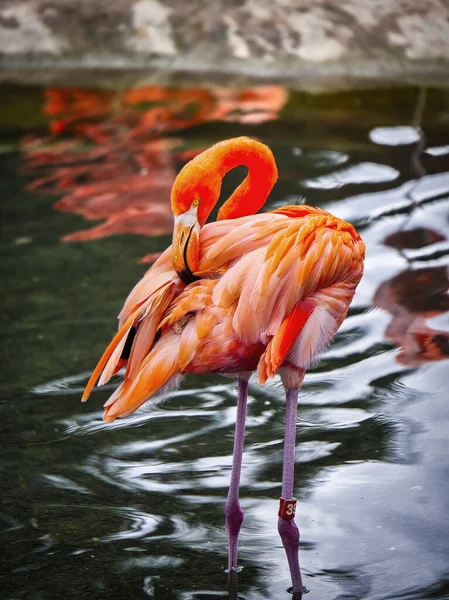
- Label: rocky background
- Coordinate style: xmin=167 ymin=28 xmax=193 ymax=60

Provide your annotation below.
xmin=0 ymin=0 xmax=449 ymax=90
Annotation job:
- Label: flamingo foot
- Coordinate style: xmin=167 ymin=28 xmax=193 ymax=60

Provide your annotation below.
xmin=225 ymin=499 xmax=244 ymax=571
xmin=278 ymin=516 xmax=303 ymax=597
xmin=227 ymin=565 xmax=239 ymax=600
xmin=225 ymin=377 xmax=248 ymax=573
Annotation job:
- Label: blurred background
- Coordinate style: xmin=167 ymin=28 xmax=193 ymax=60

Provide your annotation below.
xmin=1 ymin=2 xmax=449 ymax=599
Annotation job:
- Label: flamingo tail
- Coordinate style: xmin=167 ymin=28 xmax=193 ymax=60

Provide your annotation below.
xmin=102 ymin=333 xmax=182 ymax=422
xmin=82 ymin=280 xmax=176 ymax=402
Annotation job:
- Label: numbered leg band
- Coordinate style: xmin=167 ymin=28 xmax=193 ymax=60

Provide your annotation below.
xmin=278 ymin=497 xmax=297 ymax=519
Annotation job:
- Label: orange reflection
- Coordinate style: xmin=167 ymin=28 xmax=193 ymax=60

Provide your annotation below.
xmin=210 ymin=87 xmax=288 ymax=124
xmin=374 ymin=231 xmax=449 ymax=366
xmin=23 ymin=85 xmax=288 ymax=261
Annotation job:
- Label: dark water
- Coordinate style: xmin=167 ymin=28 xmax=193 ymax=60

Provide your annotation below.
xmin=1 ymin=85 xmax=449 ymax=600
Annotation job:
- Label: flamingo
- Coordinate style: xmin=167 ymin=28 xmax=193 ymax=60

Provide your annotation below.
xmin=82 ymin=137 xmax=365 ymax=598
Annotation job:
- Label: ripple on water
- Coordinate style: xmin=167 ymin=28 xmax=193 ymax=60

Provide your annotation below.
xmin=302 ymin=162 xmax=399 ymax=189
xmin=6 ymin=90 xmax=449 ymax=600
xmin=99 ymin=508 xmax=161 ymax=542
xmin=369 ymin=126 xmax=421 ymax=146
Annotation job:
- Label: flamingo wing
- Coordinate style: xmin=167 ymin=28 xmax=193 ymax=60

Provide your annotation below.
xmin=85 ymin=208 xmax=329 ymax=401
xmin=86 ymin=206 xmax=364 ymax=419
xmin=256 ymin=299 xmax=315 ymax=383
xmin=213 ymin=213 xmax=364 ymax=344
xmin=164 ymin=210 xmax=364 ymax=379
xmin=82 ymin=248 xmax=183 ymax=401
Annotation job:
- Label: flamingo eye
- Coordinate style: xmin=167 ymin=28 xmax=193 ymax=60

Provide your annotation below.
xmin=192 ymin=199 xmax=200 ymax=207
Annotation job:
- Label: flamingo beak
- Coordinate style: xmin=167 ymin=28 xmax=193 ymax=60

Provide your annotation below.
xmin=172 ymin=206 xmax=200 ymax=285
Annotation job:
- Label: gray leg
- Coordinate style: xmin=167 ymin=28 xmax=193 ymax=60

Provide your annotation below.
xmin=225 ymin=377 xmax=248 ymax=572
xmin=278 ymin=388 xmax=304 ymax=598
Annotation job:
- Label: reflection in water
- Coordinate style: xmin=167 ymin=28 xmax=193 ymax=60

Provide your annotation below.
xmin=374 ymin=265 xmax=449 ymax=366
xmin=22 ymin=86 xmax=287 ymax=261
xmin=2 ymin=85 xmax=449 ymax=600
xmin=372 ymin=103 xmax=449 ymax=366
xmin=384 ymin=227 xmax=445 ymax=250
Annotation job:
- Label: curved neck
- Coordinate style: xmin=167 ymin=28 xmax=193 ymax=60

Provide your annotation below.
xmin=214 ymin=137 xmax=278 ymax=222
xmin=170 ymin=138 xmax=277 ymax=283
xmin=172 ymin=137 xmax=278 ymax=226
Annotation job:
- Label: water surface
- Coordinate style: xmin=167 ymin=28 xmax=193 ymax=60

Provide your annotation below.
xmin=1 ymin=85 xmax=449 ymax=600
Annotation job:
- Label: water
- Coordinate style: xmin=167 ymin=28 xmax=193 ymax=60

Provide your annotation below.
xmin=1 ymin=85 xmax=449 ymax=600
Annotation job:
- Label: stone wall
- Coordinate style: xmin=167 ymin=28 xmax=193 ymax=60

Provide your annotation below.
xmin=1 ymin=0 xmax=449 ymax=89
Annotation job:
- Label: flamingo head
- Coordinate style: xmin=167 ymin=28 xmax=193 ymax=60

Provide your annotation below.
xmin=171 ymin=165 xmax=222 ymax=285
xmin=170 ymin=136 xmax=277 ymax=285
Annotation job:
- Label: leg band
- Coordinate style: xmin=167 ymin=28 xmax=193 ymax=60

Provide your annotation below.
xmin=278 ymin=497 xmax=297 ymax=519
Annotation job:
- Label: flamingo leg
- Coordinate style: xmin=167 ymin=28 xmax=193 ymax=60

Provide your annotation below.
xmin=225 ymin=377 xmax=248 ymax=573
xmin=278 ymin=387 xmax=304 ymax=599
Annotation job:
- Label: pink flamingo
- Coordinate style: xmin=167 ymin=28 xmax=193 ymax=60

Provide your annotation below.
xmin=82 ymin=137 xmax=365 ymax=597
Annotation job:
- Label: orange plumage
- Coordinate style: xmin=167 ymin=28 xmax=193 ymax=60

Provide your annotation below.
xmin=82 ymin=137 xmax=365 ymax=594
xmin=82 ymin=138 xmax=365 ymax=422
